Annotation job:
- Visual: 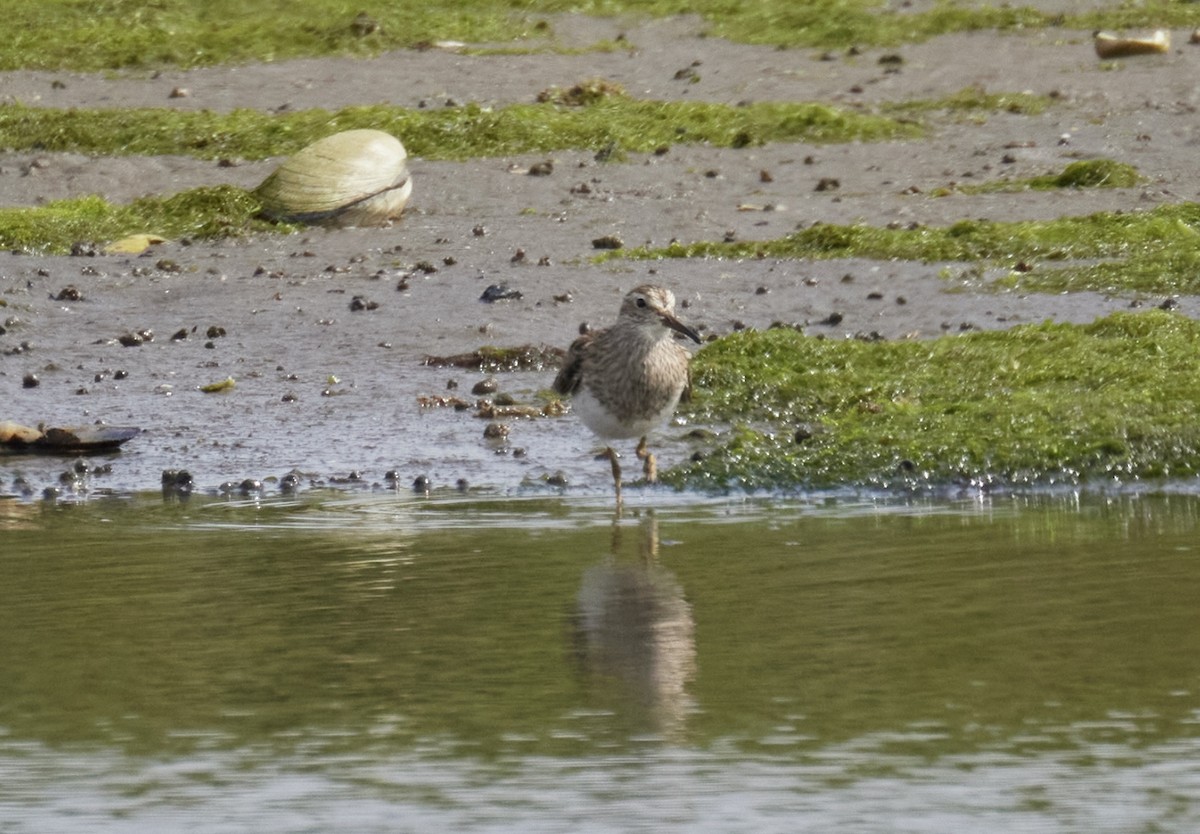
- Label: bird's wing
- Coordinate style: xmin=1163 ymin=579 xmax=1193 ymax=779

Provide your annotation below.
xmin=552 ymin=334 xmax=591 ymax=396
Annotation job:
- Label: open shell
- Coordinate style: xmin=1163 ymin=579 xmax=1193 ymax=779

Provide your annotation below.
xmin=255 ymin=129 xmax=412 ymax=227
xmin=1093 ymin=29 xmax=1170 ymax=59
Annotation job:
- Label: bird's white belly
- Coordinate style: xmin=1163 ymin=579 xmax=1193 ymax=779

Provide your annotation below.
xmin=572 ymin=387 xmax=674 ymax=440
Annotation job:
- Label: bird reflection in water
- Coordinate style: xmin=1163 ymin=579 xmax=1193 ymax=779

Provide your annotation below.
xmin=571 ymin=512 xmax=696 ymax=740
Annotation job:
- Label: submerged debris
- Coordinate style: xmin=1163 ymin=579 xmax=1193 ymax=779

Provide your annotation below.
xmin=1 ymin=421 xmax=140 ymax=454
xmin=422 ymin=344 xmax=565 ymax=372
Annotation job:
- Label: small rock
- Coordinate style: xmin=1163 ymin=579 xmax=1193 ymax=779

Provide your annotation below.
xmin=483 ymin=422 xmax=510 ymax=440
xmin=592 ymin=235 xmax=623 ymax=250
xmin=480 ymin=283 xmax=522 ymax=303
xmin=472 ymin=377 xmax=499 ymax=395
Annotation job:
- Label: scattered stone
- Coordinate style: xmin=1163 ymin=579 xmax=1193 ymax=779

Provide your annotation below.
xmin=592 ymin=235 xmax=623 ymax=250
xmin=472 ymin=377 xmax=499 ymax=395
xmin=162 ymin=469 xmax=194 ymax=497
xmin=480 ymin=283 xmax=523 ymax=303
xmin=483 ymin=422 xmax=510 ymax=439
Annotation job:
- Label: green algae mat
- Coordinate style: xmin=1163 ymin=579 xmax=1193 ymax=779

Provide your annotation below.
xmin=669 ymin=310 xmax=1200 ymax=491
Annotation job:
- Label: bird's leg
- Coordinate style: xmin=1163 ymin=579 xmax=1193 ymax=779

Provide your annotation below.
xmin=598 ymin=446 xmax=623 ymax=502
xmin=636 ymin=436 xmax=657 ymax=483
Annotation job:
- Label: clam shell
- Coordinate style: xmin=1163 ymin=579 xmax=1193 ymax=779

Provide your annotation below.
xmin=1093 ymin=29 xmax=1170 ymax=59
xmin=256 ymin=129 xmax=412 ymax=227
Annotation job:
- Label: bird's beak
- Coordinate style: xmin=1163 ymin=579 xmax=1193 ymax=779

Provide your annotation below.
xmin=658 ymin=310 xmax=702 ymax=344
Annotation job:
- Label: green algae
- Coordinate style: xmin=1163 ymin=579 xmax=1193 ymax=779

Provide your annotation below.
xmin=628 ymin=201 xmax=1200 ymax=296
xmin=942 ymin=158 xmax=1142 ymax=196
xmin=0 ymin=99 xmax=919 ymax=161
xmin=1042 ymin=159 xmax=1141 ymax=189
xmin=667 ymin=311 xmax=1200 ymax=492
xmin=0 ymin=95 xmax=922 ymax=252
xmin=3 ymin=1 xmax=1200 ymax=71
xmin=0 ymin=186 xmax=282 ymax=254
xmin=882 ymin=87 xmax=1052 ymax=119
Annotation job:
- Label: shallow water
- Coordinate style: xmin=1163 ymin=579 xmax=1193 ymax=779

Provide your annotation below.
xmin=3 ymin=490 xmax=1200 ymax=832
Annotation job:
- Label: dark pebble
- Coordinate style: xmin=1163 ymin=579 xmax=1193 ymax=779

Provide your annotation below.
xmin=480 ymin=283 xmax=522 ymax=303
xmin=483 ymin=422 xmax=510 ymax=439
xmin=22 ymin=373 xmax=38 ymax=388
xmin=162 ymin=469 xmax=194 ymax=497
xmin=591 ymin=235 xmax=624 ymax=250
xmin=472 ymin=377 xmax=498 ymax=395
xmin=413 ymin=475 xmax=431 ymax=493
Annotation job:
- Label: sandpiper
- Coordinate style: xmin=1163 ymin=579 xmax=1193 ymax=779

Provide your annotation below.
xmin=553 ymin=285 xmax=701 ymax=500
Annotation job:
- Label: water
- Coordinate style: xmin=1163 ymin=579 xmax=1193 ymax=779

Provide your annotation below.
xmin=2 ymin=490 xmax=1200 ymax=832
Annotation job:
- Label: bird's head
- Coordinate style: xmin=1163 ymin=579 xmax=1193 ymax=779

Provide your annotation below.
xmin=621 ymin=285 xmax=701 ymax=343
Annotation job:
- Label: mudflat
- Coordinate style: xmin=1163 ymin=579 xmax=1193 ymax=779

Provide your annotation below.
xmin=2 ymin=16 xmax=1197 ymax=496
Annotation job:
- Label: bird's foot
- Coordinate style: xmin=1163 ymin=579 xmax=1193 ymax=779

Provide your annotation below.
xmin=597 ymin=447 xmax=623 ymax=500
xmin=635 ymin=437 xmax=657 ymax=483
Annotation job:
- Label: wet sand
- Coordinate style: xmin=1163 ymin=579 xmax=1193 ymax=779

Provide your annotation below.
xmin=2 ymin=17 xmax=1199 ymax=497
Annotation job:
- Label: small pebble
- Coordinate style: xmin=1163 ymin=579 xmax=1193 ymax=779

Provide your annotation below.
xmin=480 ymin=283 xmax=522 ymax=303
xmin=483 ymin=422 xmax=510 ymax=439
xmin=472 ymin=377 xmax=498 ymax=395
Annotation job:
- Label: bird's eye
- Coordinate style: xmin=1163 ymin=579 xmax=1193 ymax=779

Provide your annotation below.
xmin=635 ymin=297 xmax=647 ymax=308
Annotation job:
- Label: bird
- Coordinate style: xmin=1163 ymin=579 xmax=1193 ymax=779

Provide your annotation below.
xmin=552 ymin=285 xmax=701 ymax=501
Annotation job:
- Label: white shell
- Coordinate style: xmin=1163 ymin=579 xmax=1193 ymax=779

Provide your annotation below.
xmin=1093 ymin=29 xmax=1170 ymax=59
xmin=256 ymin=129 xmax=411 ymax=227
